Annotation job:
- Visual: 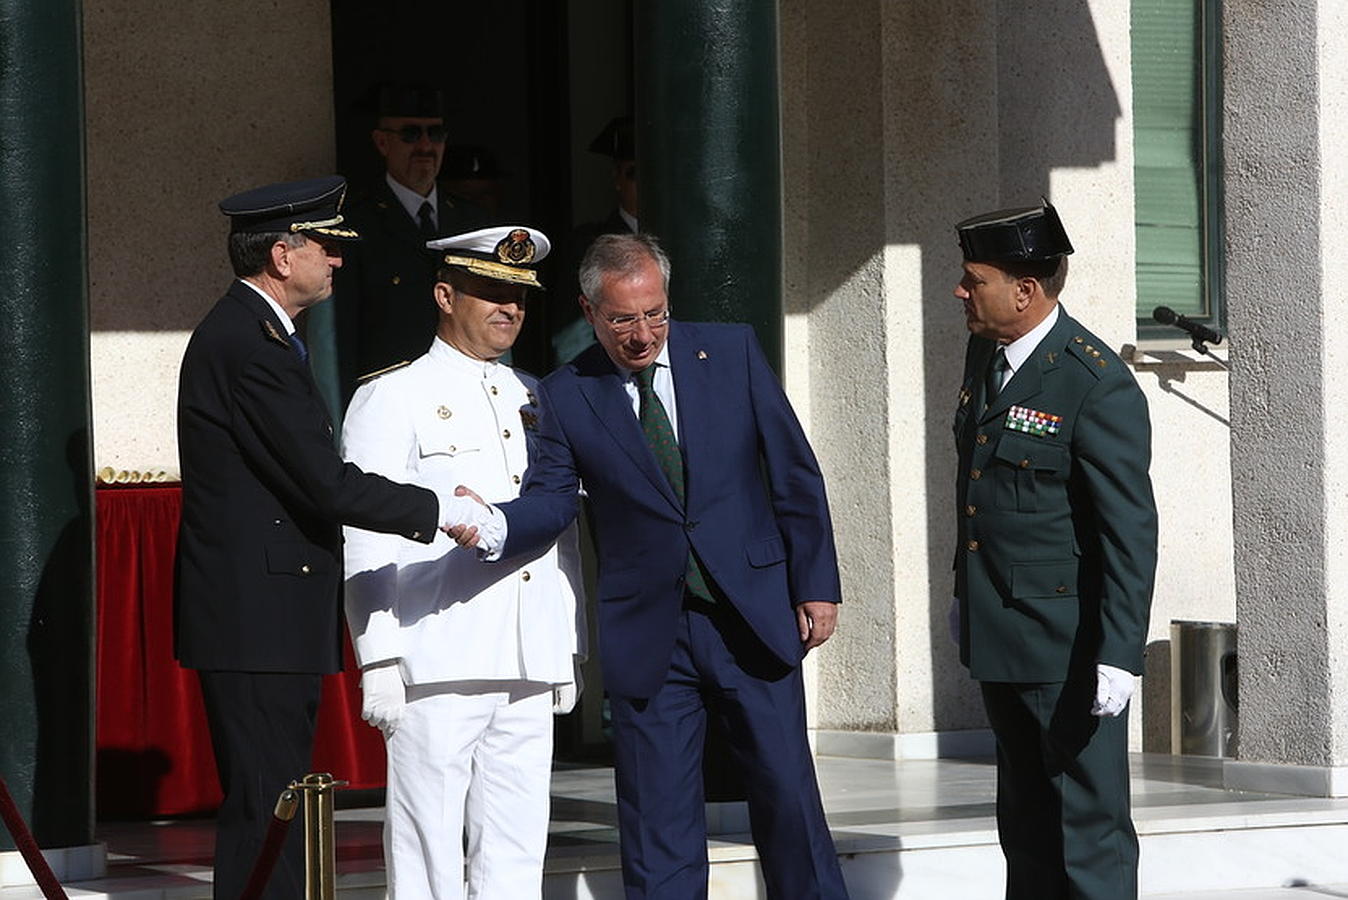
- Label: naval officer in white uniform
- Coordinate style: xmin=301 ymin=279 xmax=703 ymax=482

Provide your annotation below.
xmin=341 ymin=225 xmax=586 ymax=900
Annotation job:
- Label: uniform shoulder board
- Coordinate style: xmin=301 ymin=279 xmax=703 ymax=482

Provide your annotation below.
xmin=358 ymin=360 xmax=411 ymax=383
xmin=1065 ymin=335 xmax=1110 ymax=378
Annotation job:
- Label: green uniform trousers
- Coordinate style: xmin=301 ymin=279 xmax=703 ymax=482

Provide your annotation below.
xmin=981 ymin=675 xmax=1137 ymax=900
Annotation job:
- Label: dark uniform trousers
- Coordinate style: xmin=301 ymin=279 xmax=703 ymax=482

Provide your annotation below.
xmin=198 ymin=671 xmax=322 ymax=900
xmin=981 ymin=676 xmax=1137 ymax=900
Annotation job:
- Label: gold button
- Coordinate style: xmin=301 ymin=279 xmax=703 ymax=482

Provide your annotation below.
xmin=967 ymin=540 xmax=979 ymax=552
xmin=512 ymin=475 xmax=521 ymax=485
xmin=490 ymin=386 xmax=498 ymax=395
xmin=411 ymin=530 xmax=422 ymax=540
xmin=970 ymin=468 xmax=982 ymax=480
xmin=503 ymin=429 xmax=511 ymax=439
xmin=1074 ymin=336 xmax=1084 ymax=344
xmin=965 ymin=505 xmax=977 ymax=517
xmin=522 ymin=571 xmax=531 ymax=581
xmin=1019 ymin=459 xmax=1030 ymax=469
xmin=976 ymin=433 xmax=989 ymax=445
xmin=448 ymin=444 xmax=457 ymax=453
xmin=437 ymin=405 xmax=451 ymax=419
xmin=300 ymin=564 xmax=311 ymax=575
xmin=391 ymin=275 xmax=401 ymax=285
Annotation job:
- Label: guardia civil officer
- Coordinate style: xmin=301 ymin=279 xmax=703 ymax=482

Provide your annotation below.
xmin=950 ymin=201 xmax=1158 ymax=899
xmin=342 ymin=226 xmax=586 ymax=899
xmin=175 ymin=176 xmax=477 ymax=899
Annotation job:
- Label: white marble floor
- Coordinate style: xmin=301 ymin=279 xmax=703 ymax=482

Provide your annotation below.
xmin=7 ymin=753 xmax=1348 ymax=898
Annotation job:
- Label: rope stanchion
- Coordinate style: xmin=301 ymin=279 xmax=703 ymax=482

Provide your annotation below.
xmin=0 ymin=776 xmax=69 ymax=900
xmin=239 ymin=787 xmax=300 ymax=900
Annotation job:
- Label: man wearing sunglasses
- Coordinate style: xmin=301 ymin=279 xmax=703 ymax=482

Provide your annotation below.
xmin=337 ymin=84 xmax=487 ymax=392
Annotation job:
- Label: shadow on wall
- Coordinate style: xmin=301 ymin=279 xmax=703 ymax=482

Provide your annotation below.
xmin=789 ymin=0 xmax=1122 ymax=739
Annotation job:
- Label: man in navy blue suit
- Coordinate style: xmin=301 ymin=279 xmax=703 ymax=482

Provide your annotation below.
xmin=454 ymin=233 xmax=848 ymax=898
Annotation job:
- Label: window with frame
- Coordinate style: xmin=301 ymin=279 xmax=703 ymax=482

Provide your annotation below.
xmin=1131 ymin=0 xmax=1223 ymax=338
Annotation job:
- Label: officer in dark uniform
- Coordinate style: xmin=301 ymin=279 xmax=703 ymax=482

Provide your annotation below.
xmin=175 ymin=176 xmax=476 ymax=899
xmin=950 ymin=201 xmax=1158 ymax=900
xmin=335 ymin=85 xmax=488 ymax=389
xmin=555 ymin=115 xmax=638 ymax=365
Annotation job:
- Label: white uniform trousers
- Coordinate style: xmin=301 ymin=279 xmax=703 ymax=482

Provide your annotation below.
xmin=384 ymin=681 xmax=554 ymax=900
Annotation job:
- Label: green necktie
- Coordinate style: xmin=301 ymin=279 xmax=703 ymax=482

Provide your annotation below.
xmin=634 ymin=365 xmax=714 ymax=603
xmin=984 ymin=346 xmax=1008 ymax=405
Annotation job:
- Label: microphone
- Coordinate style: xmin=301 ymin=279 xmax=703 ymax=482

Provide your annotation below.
xmin=1153 ymin=306 xmax=1223 ymax=346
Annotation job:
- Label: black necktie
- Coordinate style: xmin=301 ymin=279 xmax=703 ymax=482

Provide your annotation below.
xmin=634 ymin=366 xmax=713 ymax=603
xmin=289 ymin=332 xmax=309 ymax=364
xmin=984 ymin=347 xmax=1008 ymax=404
xmin=417 ymin=200 xmax=436 ymax=239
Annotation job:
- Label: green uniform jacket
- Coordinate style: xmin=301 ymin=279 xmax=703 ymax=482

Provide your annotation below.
xmin=953 ymin=307 xmax=1158 ymax=683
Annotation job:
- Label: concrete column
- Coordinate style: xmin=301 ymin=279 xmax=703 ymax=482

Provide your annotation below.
xmin=1223 ymin=0 xmax=1348 ymax=795
xmin=0 ymin=0 xmax=102 ymax=881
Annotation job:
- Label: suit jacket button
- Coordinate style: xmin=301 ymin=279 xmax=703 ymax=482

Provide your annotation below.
xmin=522 ymin=571 xmax=531 ymax=582
xmin=273 ymin=519 xmax=282 ymax=526
xmin=965 ymin=505 xmax=977 ymax=517
xmin=976 ymin=433 xmax=989 ymax=445
xmin=391 ymin=275 xmax=401 ymax=285
xmin=1019 ymin=459 xmax=1031 ymax=469
xmin=970 ymin=468 xmax=982 ymax=480
xmin=967 ymin=540 xmax=979 ymax=552
xmin=411 ymin=530 xmax=422 ymax=540
xmin=300 ymin=564 xmax=311 ymax=575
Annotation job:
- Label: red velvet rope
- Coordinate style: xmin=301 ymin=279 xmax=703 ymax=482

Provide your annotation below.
xmin=239 ymin=789 xmax=299 ymax=900
xmin=0 ymin=776 xmax=69 ymax=900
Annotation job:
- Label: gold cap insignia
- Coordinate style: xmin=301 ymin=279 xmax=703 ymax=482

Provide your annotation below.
xmin=495 ymin=229 xmax=536 ymax=265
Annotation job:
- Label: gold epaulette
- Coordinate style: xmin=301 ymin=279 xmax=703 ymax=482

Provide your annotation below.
xmin=358 ymin=360 xmax=411 ymax=382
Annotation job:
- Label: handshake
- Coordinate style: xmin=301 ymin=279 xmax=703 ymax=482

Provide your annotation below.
xmin=435 ymin=485 xmax=501 ymax=553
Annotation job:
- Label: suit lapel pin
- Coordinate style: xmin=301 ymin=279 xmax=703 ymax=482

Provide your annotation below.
xmin=260 ymin=319 xmax=288 ymax=347
xmin=437 ymin=405 xmax=452 ymax=419
xmin=697 ymin=350 xmax=708 ymax=360
xmin=1046 ymin=351 xmax=1057 ymax=364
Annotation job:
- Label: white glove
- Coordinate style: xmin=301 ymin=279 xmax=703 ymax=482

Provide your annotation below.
xmin=553 ymin=660 xmax=585 ymax=715
xmin=360 ymin=663 xmax=406 ymax=737
xmin=947 ymin=596 xmax=961 ymax=645
xmin=1091 ymin=663 xmax=1135 ymax=717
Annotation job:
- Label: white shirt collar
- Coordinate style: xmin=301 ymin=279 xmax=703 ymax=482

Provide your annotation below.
xmin=238 ymin=278 xmax=294 ymax=335
xmin=429 ymin=335 xmax=502 ymax=378
xmin=1002 ymin=304 xmax=1060 ymax=376
xmin=618 ymin=206 xmax=638 ymax=234
xmin=386 ymin=172 xmax=439 ymax=228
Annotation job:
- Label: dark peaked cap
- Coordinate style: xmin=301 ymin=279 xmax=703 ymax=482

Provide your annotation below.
xmin=219 ymin=175 xmax=359 ymax=240
xmin=588 ymin=115 xmax=634 ymax=160
xmin=956 ymin=200 xmax=1074 ymax=263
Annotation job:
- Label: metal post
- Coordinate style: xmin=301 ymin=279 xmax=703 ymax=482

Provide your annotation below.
xmin=291 ymin=772 xmax=346 ymax=900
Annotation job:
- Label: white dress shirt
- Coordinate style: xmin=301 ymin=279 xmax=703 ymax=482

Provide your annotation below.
xmin=385 ymin=172 xmax=438 ymax=231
